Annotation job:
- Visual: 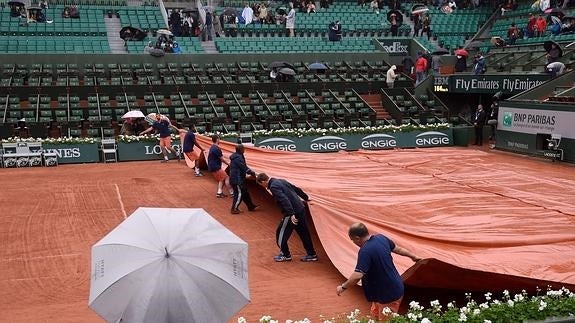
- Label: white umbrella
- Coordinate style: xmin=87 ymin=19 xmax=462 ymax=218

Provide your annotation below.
xmin=89 ymin=207 xmax=250 ymax=323
xmin=156 ymin=29 xmax=173 ymax=37
xmin=121 ymin=110 xmax=145 ymax=119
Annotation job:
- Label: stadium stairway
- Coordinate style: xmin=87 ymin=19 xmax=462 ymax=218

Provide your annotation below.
xmin=201 ymin=40 xmax=218 ymax=54
xmin=105 ymin=16 xmax=127 ymax=54
xmin=361 ymin=93 xmax=390 ymax=120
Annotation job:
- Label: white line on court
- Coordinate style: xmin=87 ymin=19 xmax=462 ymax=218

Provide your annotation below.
xmin=114 ymin=184 xmax=127 ymax=219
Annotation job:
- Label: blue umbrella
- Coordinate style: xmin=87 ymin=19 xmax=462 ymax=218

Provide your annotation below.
xmin=308 ymin=62 xmax=328 ymax=70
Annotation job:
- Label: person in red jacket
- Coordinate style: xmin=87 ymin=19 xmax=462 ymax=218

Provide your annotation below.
xmin=415 ymin=53 xmax=428 ymax=86
xmin=535 ymin=15 xmax=547 ymax=37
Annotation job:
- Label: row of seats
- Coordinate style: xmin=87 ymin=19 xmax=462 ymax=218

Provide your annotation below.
xmin=216 ymin=36 xmax=376 ymax=53
xmin=0 ymin=36 xmax=110 ymax=53
xmin=0 ymin=90 xmax=376 ymax=126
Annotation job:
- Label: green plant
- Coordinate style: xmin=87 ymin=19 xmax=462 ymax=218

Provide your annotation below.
xmin=1 ymin=136 xmax=97 ymax=144
xmin=216 ymin=123 xmax=450 ymax=140
xmin=237 ymin=288 xmax=575 ymax=323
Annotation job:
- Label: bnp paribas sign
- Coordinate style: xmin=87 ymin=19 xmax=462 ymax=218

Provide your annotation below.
xmin=448 ymin=74 xmax=550 ymax=94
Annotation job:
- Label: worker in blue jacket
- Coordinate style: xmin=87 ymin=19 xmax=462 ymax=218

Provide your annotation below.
xmin=256 ymin=172 xmax=318 ymax=263
xmin=229 ymin=144 xmax=258 ymax=214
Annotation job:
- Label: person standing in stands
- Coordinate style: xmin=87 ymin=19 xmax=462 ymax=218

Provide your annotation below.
xmin=208 ymin=134 xmax=233 ymax=198
xmin=336 ymin=222 xmax=421 ymax=321
xmin=286 ymin=2 xmax=296 ymax=37
xmin=256 ymin=173 xmax=318 ymax=263
xmin=473 ymin=104 xmax=486 ymax=146
xmin=139 ymin=114 xmax=180 ymax=163
xmin=415 ymin=52 xmax=428 ymax=86
xmin=386 ymin=65 xmax=398 ymax=88
xmin=229 ymin=144 xmax=258 ymax=214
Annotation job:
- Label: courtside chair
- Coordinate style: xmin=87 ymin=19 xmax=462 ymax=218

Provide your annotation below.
xmin=101 ymin=138 xmax=118 ymax=163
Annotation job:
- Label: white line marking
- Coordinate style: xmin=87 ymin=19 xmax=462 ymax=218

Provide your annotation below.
xmin=114 ymin=184 xmax=127 ymax=219
xmin=0 ymin=253 xmax=82 ymax=262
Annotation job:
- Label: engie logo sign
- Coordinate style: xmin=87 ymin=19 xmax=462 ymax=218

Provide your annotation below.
xmin=257 ymin=138 xmax=298 ymax=151
xmin=361 ymin=134 xmax=397 ymax=149
xmin=415 ymin=131 xmax=450 ymax=147
xmin=309 ymin=136 xmax=347 ymax=152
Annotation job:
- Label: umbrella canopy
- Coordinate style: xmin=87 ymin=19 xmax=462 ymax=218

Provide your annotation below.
xmin=411 ymin=4 xmax=429 ymax=15
xmin=490 ymin=36 xmax=506 ymax=47
xmin=223 ymin=7 xmax=237 ymax=16
xmin=549 ymin=15 xmax=562 ymax=25
xmin=431 ymin=48 xmax=450 ymax=55
xmin=8 ymin=0 xmax=25 ymax=6
xmin=201 ymin=5 xmax=214 ymax=13
xmin=156 ymin=29 xmax=173 ymax=36
xmin=121 ymin=110 xmax=146 ymax=119
xmin=308 ymin=62 xmax=328 ymax=70
xmin=89 ymin=207 xmax=249 ymax=323
xmin=269 ymin=61 xmax=294 ymax=69
xmin=454 ymin=48 xmax=469 ymax=57
xmin=119 ymin=26 xmax=146 ymax=41
xmin=387 ymin=10 xmax=403 ymax=24
xmin=545 ymin=8 xmax=565 ymax=18
xmin=440 ymin=5 xmax=454 ymax=14
xmin=544 ymin=40 xmax=563 ymax=57
xmin=276 ymin=6 xmax=287 ymax=15
xmin=278 ymin=67 xmax=296 ymax=75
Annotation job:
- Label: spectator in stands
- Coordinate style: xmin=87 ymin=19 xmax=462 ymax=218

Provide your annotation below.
xmin=402 ymin=55 xmax=414 ymax=78
xmin=415 ymin=52 xmax=428 ymax=86
xmin=212 ymin=12 xmax=222 ymax=37
xmin=546 ymin=61 xmax=566 ymax=77
xmin=525 ymin=13 xmax=536 ymax=38
xmin=431 ymin=53 xmax=442 ymax=76
xmin=535 ymin=15 xmax=547 ymax=37
xmin=328 ymin=20 xmax=342 ymax=41
xmin=202 ymin=10 xmax=213 ymax=41
xmin=306 ymin=1 xmax=316 ymax=13
xmin=390 ymin=13 xmax=399 ymax=36
xmin=413 ymin=14 xmax=422 ymax=36
xmin=473 ymin=104 xmax=486 ymax=146
xmin=386 ymin=65 xmax=398 ymax=88
xmin=422 ymin=14 xmax=432 ymax=40
xmin=547 ymin=43 xmax=561 ymax=64
xmin=286 ymin=2 xmax=296 ymax=37
xmin=454 ymin=46 xmax=468 ymax=72
xmin=320 ymin=0 xmax=330 ymax=9
xmin=473 ymin=53 xmax=486 ymax=75
xmin=62 ymin=6 xmax=70 ymax=18
xmin=258 ymin=4 xmax=267 ymax=24
xmin=370 ymin=0 xmax=380 ymax=14
xmin=507 ymin=23 xmax=519 ymax=45
xmin=242 ymin=3 xmax=254 ymax=24
xmin=120 ymin=119 xmax=135 ymax=135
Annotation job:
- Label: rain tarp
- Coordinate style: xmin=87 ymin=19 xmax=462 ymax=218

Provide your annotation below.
xmin=197 ymin=137 xmax=575 ymax=291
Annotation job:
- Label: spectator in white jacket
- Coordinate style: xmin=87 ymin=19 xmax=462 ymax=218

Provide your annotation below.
xmin=386 ymin=65 xmax=398 ymax=88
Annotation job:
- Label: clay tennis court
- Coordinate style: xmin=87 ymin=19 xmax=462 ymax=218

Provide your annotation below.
xmin=1 ymin=143 xmax=574 ymax=322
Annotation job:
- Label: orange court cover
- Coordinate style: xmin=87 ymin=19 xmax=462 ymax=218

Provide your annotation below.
xmin=198 ymin=136 xmax=575 ymax=293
